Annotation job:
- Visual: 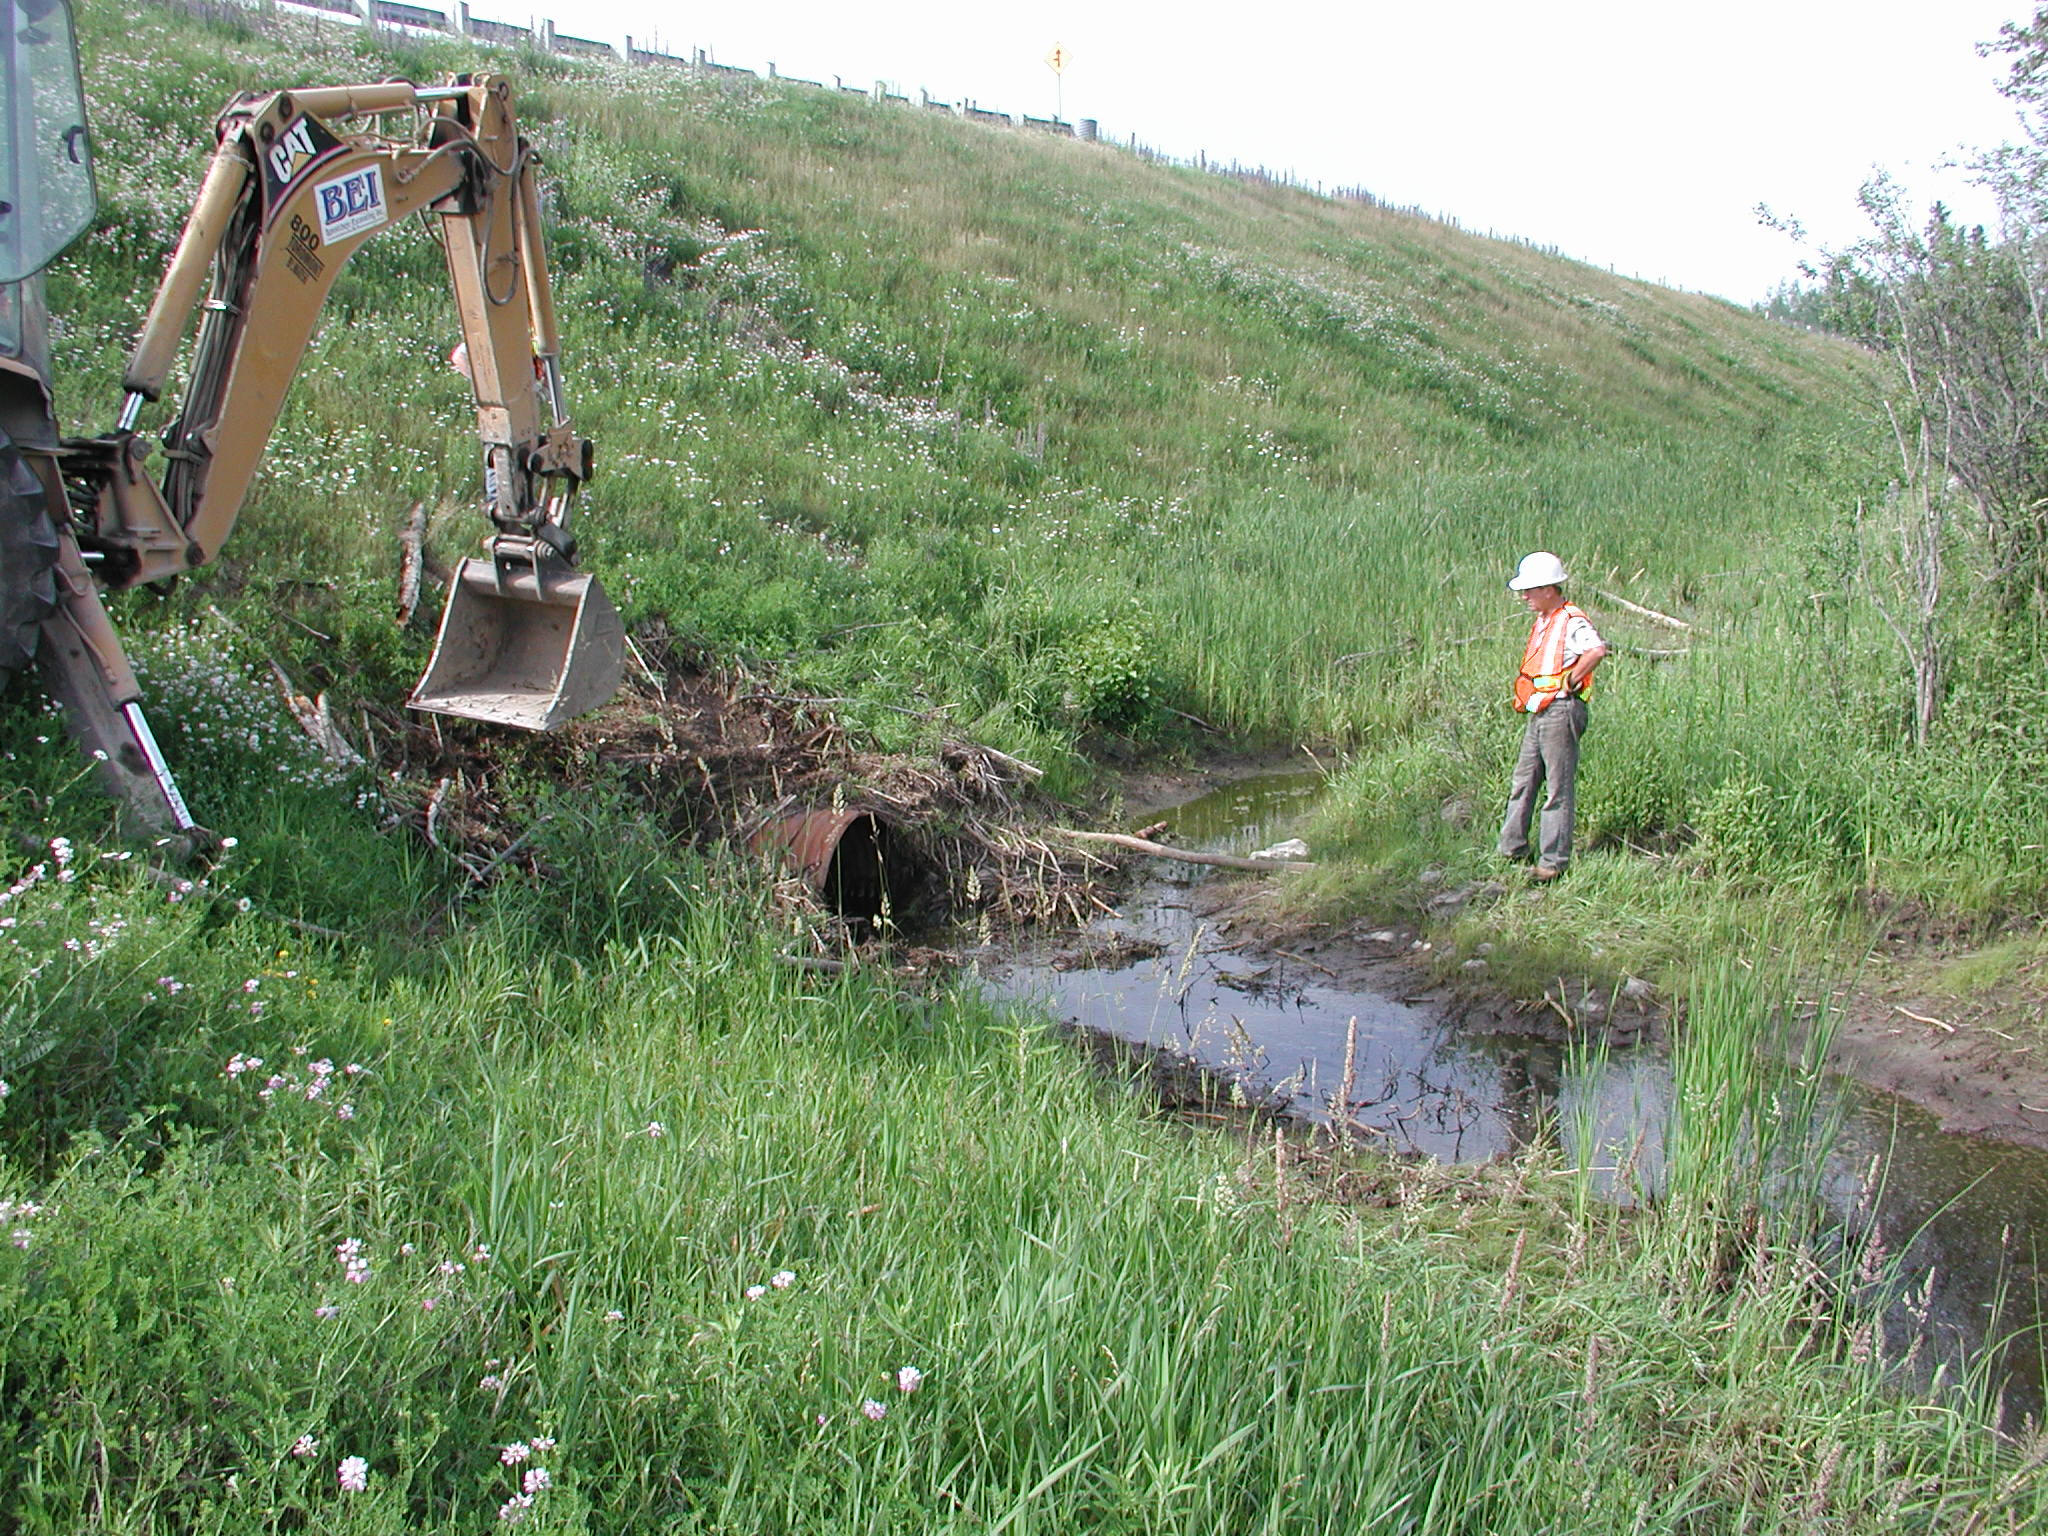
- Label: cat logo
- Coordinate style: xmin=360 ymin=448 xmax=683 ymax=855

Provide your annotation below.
xmin=259 ymin=113 xmax=344 ymax=213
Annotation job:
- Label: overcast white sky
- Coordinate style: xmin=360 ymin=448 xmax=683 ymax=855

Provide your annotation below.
xmin=535 ymin=0 xmax=2031 ymax=303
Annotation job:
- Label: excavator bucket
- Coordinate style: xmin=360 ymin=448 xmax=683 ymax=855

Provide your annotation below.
xmin=409 ymin=558 xmax=625 ymax=731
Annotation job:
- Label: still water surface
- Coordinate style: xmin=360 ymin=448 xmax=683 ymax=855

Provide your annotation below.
xmin=980 ymin=769 xmax=2048 ymax=1414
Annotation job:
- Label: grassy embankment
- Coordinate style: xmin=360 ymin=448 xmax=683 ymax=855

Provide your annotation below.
xmin=1 ymin=0 xmax=2042 ymax=1527
xmin=50 ymin=0 xmax=2008 ymax=1006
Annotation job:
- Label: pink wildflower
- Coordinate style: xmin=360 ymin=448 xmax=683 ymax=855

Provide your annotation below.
xmin=896 ymin=1366 xmax=924 ymax=1394
xmin=498 ymin=1493 xmax=534 ymax=1524
xmin=860 ymin=1399 xmax=887 ymax=1421
xmin=771 ymin=1269 xmax=796 ymax=1289
xmin=745 ymin=1284 xmax=767 ymax=1300
xmin=290 ymin=1434 xmax=318 ymax=1459
xmin=500 ymin=1441 xmax=531 ymax=1465
xmin=522 ymin=1467 xmax=552 ymax=1495
xmin=337 ymin=1455 xmax=368 ymax=1492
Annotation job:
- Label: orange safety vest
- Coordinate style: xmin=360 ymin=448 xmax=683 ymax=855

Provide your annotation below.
xmin=1512 ymin=603 xmax=1594 ymax=713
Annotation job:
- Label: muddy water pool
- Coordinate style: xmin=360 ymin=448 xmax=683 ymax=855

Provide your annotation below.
xmin=978 ymin=769 xmax=2048 ymax=1415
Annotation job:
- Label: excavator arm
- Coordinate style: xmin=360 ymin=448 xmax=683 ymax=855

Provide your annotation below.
xmin=37 ymin=72 xmax=622 ymax=833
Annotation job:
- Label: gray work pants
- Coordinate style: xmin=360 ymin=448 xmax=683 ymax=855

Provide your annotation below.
xmin=1497 ymin=696 xmax=1587 ymax=871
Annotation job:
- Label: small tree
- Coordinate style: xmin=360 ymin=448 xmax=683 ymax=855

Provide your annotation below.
xmin=1857 ymin=399 xmax=1951 ymax=749
xmin=1820 ymin=182 xmax=2048 ymax=617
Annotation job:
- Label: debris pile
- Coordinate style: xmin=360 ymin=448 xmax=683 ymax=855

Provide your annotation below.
xmin=363 ymin=625 xmax=1118 ymax=932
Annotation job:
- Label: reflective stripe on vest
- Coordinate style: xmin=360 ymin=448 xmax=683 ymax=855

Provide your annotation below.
xmin=1512 ymin=603 xmax=1592 ymax=713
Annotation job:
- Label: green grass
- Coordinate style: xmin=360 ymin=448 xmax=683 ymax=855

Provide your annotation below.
xmin=0 ymin=835 xmax=2036 ymax=1532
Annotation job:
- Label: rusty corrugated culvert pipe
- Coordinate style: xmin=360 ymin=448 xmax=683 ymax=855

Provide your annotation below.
xmin=753 ymin=807 xmax=909 ymax=921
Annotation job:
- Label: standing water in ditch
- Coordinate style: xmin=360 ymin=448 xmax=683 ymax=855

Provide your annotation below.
xmin=978 ymin=768 xmax=2048 ymax=1416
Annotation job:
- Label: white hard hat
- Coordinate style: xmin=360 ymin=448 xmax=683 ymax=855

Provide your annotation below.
xmin=1508 ymin=551 xmax=1569 ymax=591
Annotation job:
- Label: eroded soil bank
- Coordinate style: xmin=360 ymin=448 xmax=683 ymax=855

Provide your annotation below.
xmin=1831 ymin=955 xmax=2048 ymax=1152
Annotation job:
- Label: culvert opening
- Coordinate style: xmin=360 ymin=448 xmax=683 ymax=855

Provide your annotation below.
xmin=822 ymin=814 xmax=909 ymax=922
xmin=759 ymin=808 xmax=925 ymax=924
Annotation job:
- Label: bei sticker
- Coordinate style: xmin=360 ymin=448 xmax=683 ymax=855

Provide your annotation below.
xmin=313 ymin=165 xmax=387 ymax=244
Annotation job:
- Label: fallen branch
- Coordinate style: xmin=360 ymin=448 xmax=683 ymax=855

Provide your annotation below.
xmin=741 ymin=692 xmax=932 ymax=720
xmin=1050 ymin=828 xmax=1314 ymax=872
xmin=396 ymin=501 xmax=427 ymax=625
xmin=455 ymin=817 xmax=549 ymax=889
xmin=1165 ymin=705 xmax=1223 ymax=733
xmin=778 ymin=953 xmax=849 ymax=973
xmin=1588 ymin=586 xmax=1696 ymax=633
xmin=281 ymin=916 xmax=348 ymax=941
xmin=1893 ymin=1003 xmax=1956 ymax=1033
xmin=622 ymin=630 xmax=664 ymax=687
xmin=423 ymin=776 xmax=451 ymax=849
xmin=268 ymin=661 xmax=364 ymax=767
xmin=1275 ymin=947 xmax=1337 ymax=978
xmin=972 ymin=743 xmax=1044 ymax=782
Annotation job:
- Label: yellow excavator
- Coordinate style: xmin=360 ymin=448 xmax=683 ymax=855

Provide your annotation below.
xmin=0 ymin=0 xmax=623 ymax=834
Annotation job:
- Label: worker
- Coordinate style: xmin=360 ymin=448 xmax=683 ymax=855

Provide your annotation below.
xmin=1497 ymin=551 xmax=1608 ymax=881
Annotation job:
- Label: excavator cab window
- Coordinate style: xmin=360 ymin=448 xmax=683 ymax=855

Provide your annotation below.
xmin=0 ymin=0 xmax=94 ymax=284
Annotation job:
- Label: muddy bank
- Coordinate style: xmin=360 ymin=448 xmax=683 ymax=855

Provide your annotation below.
xmin=1831 ymin=978 xmax=2048 ymax=1153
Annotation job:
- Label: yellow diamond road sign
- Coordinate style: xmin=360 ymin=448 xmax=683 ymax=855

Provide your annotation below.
xmin=1045 ymin=44 xmax=1068 ymax=74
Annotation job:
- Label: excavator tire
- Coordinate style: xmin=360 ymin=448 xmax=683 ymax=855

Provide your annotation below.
xmin=0 ymin=430 xmax=59 ymax=674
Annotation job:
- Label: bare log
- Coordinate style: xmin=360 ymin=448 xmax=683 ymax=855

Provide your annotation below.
xmin=1051 ymin=828 xmax=1314 ymax=872
xmin=396 ymin=501 xmax=427 ymax=625
xmin=268 ymin=660 xmax=364 ymax=766
xmin=1587 ymin=586 xmax=1695 ymax=632
xmin=975 ymin=743 xmax=1044 ymax=781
